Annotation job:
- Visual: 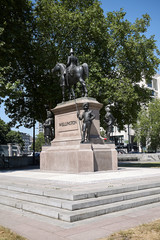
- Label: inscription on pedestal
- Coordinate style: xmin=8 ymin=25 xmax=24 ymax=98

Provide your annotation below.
xmin=57 ymin=114 xmax=78 ymax=132
xmin=59 ymin=121 xmax=77 ymax=127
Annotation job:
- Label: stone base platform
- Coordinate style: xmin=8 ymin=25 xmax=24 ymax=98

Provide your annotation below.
xmin=40 ymin=97 xmax=117 ymax=173
xmin=40 ymin=143 xmax=117 ymax=173
xmin=1 ymin=168 xmax=160 ymax=223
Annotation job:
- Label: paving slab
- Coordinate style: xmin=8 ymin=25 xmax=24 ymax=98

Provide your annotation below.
xmin=1 ymin=167 xmax=160 ymax=191
xmin=1 ymin=167 xmax=160 ymax=184
xmin=0 ymin=167 xmax=160 ymax=239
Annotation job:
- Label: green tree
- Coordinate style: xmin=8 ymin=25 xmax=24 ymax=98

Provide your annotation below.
xmin=0 ymin=0 xmax=36 ymax=127
xmin=100 ymin=127 xmax=106 ymax=138
xmin=0 ymin=119 xmax=10 ymax=144
xmin=30 ymin=0 xmax=160 ymax=129
xmin=33 ymin=132 xmax=45 ymax=152
xmin=1 ymin=0 xmax=160 ymax=131
xmin=0 ymin=118 xmax=24 ymax=148
xmin=0 ymin=28 xmax=11 ymax=104
xmin=134 ymin=99 xmax=160 ymax=152
xmin=6 ymin=131 xmax=24 ymax=149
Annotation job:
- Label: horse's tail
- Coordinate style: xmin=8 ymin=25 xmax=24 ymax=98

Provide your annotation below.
xmin=82 ymin=63 xmax=89 ymax=79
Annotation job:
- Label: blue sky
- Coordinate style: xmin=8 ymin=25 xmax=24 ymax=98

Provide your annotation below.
xmin=1 ymin=0 xmax=160 ymax=136
xmin=100 ymin=0 xmax=160 ymax=56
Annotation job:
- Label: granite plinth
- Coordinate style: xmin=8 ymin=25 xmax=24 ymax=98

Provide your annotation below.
xmin=53 ymin=97 xmax=103 ymax=144
xmin=40 ymin=143 xmax=117 ymax=173
xmin=40 ymin=97 xmax=117 ymax=173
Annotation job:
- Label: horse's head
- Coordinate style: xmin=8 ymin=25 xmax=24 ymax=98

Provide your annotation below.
xmin=52 ymin=63 xmax=60 ymax=74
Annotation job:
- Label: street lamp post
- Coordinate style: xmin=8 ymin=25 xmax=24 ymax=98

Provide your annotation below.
xmin=128 ymin=124 xmax=130 ymax=153
xmin=33 ymin=118 xmax=36 ymax=165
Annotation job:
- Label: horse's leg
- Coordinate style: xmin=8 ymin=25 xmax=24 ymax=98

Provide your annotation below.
xmin=68 ymin=87 xmax=72 ymax=100
xmin=71 ymin=88 xmax=75 ymax=99
xmin=79 ymin=78 xmax=88 ymax=97
xmin=62 ymin=85 xmax=65 ymax=102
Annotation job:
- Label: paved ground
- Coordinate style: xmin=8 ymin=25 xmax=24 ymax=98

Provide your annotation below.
xmin=0 ymin=167 xmax=160 ymax=240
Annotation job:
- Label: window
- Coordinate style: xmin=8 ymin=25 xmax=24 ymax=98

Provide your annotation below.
xmin=147 ymin=79 xmax=152 ymax=88
xmin=152 ymin=79 xmax=158 ymax=91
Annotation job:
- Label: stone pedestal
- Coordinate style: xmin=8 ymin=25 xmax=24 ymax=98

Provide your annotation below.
xmin=40 ymin=97 xmax=117 ymax=173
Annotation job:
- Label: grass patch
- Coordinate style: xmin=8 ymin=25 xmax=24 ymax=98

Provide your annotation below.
xmin=0 ymin=226 xmax=27 ymax=240
xmin=118 ymin=162 xmax=160 ymax=168
xmin=100 ymin=219 xmax=160 ymax=240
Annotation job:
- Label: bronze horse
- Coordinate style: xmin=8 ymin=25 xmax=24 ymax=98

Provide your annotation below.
xmin=52 ymin=62 xmax=88 ymax=102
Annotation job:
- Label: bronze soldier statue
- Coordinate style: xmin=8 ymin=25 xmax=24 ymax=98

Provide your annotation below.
xmin=43 ymin=106 xmax=54 ymax=145
xmin=104 ymin=106 xmax=115 ymax=142
xmin=66 ymin=48 xmax=78 ymax=82
xmin=52 ymin=48 xmax=88 ymax=101
xmin=77 ymin=102 xmax=95 ymax=143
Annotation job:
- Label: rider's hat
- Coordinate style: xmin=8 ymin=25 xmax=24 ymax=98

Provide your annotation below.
xmin=83 ymin=102 xmax=89 ymax=108
xmin=70 ymin=48 xmax=74 ymax=55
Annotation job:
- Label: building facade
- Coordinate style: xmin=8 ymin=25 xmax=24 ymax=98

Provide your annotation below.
xmin=20 ymin=132 xmax=32 ymax=155
xmin=111 ymin=74 xmax=160 ymax=152
xmin=38 ymin=122 xmax=44 ymax=134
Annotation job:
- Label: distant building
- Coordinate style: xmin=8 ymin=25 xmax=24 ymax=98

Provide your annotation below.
xmin=0 ymin=132 xmax=32 ymax=156
xmin=0 ymin=145 xmax=9 ymax=156
xmin=0 ymin=144 xmax=21 ymax=156
xmin=38 ymin=122 xmax=44 ymax=134
xmin=20 ymin=132 xmax=32 ymax=155
xmin=111 ymin=74 xmax=160 ymax=152
xmin=138 ymin=74 xmax=160 ymax=98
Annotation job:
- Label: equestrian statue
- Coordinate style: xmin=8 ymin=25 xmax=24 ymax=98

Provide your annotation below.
xmin=52 ymin=48 xmax=89 ymax=102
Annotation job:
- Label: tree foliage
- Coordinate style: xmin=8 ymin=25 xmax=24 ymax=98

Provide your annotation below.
xmin=134 ymin=99 xmax=160 ymax=152
xmin=1 ymin=0 xmax=160 ymax=130
xmin=0 ymin=0 xmax=36 ymax=127
xmin=31 ymin=132 xmax=45 ymax=152
xmin=0 ymin=28 xmax=11 ymax=103
xmin=6 ymin=131 xmax=24 ymax=149
xmin=0 ymin=118 xmax=10 ymax=144
xmin=0 ymin=118 xmax=24 ymax=147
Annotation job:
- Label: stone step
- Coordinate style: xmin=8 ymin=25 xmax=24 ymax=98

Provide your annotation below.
xmin=64 ymin=194 xmax=160 ymax=222
xmin=0 ymin=193 xmax=160 ymax=222
xmin=0 ymin=186 xmax=160 ymax=211
xmin=71 ymin=181 xmax=160 ymax=201
xmin=0 ymin=183 xmax=73 ymax=200
xmin=71 ymin=187 xmax=160 ymax=210
xmin=1 ymin=179 xmax=160 ymax=222
xmin=1 ymin=180 xmax=160 ymax=201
